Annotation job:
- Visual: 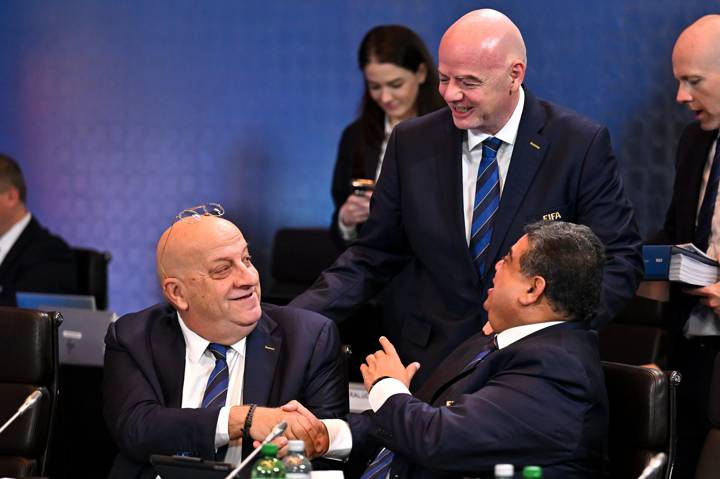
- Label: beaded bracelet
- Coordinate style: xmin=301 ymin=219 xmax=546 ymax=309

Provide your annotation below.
xmin=242 ymin=403 xmax=257 ymax=443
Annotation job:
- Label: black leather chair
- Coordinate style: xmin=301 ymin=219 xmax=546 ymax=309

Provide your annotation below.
xmin=600 ymin=296 xmax=670 ymax=368
xmin=694 ymin=353 xmax=720 ymax=479
xmin=603 ymin=361 xmax=681 ymax=479
xmin=0 ymin=307 xmax=62 ymax=477
xmin=72 ymin=247 xmax=111 ymax=309
xmin=265 ymin=228 xmax=341 ymax=304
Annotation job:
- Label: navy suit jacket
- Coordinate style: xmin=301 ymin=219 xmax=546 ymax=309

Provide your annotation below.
xmin=656 ymin=122 xmax=719 ymax=332
xmin=103 ymin=303 xmax=348 ymax=479
xmin=348 ymin=322 xmax=609 ymax=479
xmin=291 ymin=89 xmax=642 ymax=387
xmin=0 ymin=216 xmax=77 ymax=306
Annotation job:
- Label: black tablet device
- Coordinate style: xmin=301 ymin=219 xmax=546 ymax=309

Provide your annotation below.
xmin=151 ymin=454 xmax=234 ymax=479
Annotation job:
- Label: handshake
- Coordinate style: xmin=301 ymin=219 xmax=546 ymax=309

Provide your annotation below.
xmin=228 ymin=337 xmax=420 ymax=459
xmin=228 ymin=401 xmax=329 ymax=458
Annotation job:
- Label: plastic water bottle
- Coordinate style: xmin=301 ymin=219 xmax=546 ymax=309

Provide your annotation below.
xmin=522 ymin=465 xmax=542 ymax=478
xmin=495 ymin=463 xmax=514 ymax=478
xmin=250 ymin=443 xmax=286 ymax=478
xmin=282 ymin=440 xmax=312 ymax=478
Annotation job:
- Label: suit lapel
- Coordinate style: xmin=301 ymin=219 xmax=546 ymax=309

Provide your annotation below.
xmin=0 ymin=217 xmax=37 ymax=283
xmin=242 ymin=311 xmax=282 ymax=405
xmin=677 ymin=128 xmax=717 ymax=241
xmin=437 ymin=113 xmax=478 ymax=278
xmin=484 ymin=90 xmax=548 ymax=275
xmin=150 ymin=307 xmax=186 ymax=408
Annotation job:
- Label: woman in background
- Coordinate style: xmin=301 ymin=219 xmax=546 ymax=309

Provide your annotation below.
xmin=331 ymin=25 xmax=444 ymax=248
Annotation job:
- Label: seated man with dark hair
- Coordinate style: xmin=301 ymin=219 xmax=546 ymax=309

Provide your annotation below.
xmin=288 ymin=220 xmax=609 ymax=478
xmin=103 ymin=206 xmax=349 ymax=479
xmin=0 ymin=153 xmax=77 ymax=305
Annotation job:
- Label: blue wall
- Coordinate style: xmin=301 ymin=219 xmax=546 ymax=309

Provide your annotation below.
xmin=0 ymin=1 xmax=715 ymax=314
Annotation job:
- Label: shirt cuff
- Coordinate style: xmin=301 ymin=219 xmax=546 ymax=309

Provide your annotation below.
xmin=338 ymin=216 xmax=358 ymax=241
xmin=368 ymin=378 xmax=410 ymax=411
xmin=215 ymin=406 xmax=230 ymax=448
xmin=321 ymin=418 xmax=352 ymax=460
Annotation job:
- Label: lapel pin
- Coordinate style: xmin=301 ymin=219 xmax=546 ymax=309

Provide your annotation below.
xmin=542 ymin=211 xmax=562 ymax=221
xmin=529 ymin=141 xmax=541 ymax=150
xmin=445 ymin=400 xmax=455 ymax=407
xmin=264 ymin=345 xmax=276 ymax=351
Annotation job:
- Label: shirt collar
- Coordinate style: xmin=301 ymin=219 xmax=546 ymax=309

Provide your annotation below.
xmin=496 ymin=319 xmax=565 ymax=349
xmin=467 ymin=87 xmax=525 ymax=151
xmin=177 ymin=311 xmax=247 ymax=363
xmin=383 ymin=116 xmax=393 ymax=138
xmin=0 ymin=212 xmax=32 ymax=252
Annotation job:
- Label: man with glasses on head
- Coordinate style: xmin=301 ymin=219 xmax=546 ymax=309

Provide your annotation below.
xmin=103 ymin=204 xmax=350 ymax=479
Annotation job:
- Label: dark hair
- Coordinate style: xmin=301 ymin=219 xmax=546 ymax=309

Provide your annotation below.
xmin=353 ymin=25 xmax=445 ymax=177
xmin=0 ymin=153 xmax=27 ymax=203
xmin=520 ymin=221 xmax=605 ymax=324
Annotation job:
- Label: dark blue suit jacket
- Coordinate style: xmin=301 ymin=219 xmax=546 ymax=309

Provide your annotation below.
xmin=0 ymin=216 xmax=77 ymax=306
xmin=348 ymin=322 xmax=609 ymax=479
xmin=291 ymin=89 xmax=642 ymax=387
xmin=102 ymin=303 xmax=348 ymax=479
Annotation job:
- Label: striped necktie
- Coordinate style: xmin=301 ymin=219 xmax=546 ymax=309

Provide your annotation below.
xmin=203 ymin=343 xmax=230 ymax=460
xmin=360 ymin=447 xmax=394 ymax=479
xmin=470 ymin=137 xmax=503 ymax=276
xmin=695 ymin=136 xmax=720 ymax=252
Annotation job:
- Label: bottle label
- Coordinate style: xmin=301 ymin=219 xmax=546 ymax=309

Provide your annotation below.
xmin=286 ymin=474 xmax=310 ymax=479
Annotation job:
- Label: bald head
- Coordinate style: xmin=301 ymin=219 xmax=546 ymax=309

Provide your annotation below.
xmin=438 ymin=9 xmax=527 ymax=133
xmin=441 ymin=9 xmax=526 ymax=71
xmin=673 ymin=15 xmax=720 ymax=130
xmin=157 ymin=215 xmax=243 ymax=280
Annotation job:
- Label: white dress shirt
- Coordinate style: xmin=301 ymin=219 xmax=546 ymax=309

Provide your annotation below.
xmin=462 ymin=88 xmax=525 ymax=244
xmin=0 ymin=212 xmax=31 ymax=267
xmin=176 ymin=314 xmax=352 ymax=465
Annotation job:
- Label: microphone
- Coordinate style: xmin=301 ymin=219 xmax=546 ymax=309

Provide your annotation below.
xmin=224 ymin=421 xmax=287 ymax=479
xmin=637 ymin=452 xmax=667 ymax=479
xmin=0 ymin=390 xmax=43 ymax=436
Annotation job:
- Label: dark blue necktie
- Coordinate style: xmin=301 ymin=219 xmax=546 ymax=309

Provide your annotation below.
xmin=203 ymin=343 xmax=230 ymax=460
xmin=695 ymin=137 xmax=720 ymax=252
xmin=360 ymin=447 xmax=394 ymax=479
xmin=470 ymin=137 xmax=503 ymax=276
xmin=462 ymin=334 xmax=498 ymax=372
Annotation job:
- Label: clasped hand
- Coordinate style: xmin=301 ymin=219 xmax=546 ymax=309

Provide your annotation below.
xmin=230 ymin=402 xmax=329 ymax=458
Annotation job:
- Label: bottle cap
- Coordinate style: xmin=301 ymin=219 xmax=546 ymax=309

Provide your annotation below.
xmin=288 ymin=439 xmax=305 ymax=452
xmin=261 ymin=443 xmax=279 ymax=456
xmin=523 ymin=465 xmax=542 ymax=478
xmin=495 ymin=463 xmax=514 ymax=476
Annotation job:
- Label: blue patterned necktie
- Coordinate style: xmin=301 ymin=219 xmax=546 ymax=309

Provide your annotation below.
xmin=695 ymin=136 xmax=720 ymax=252
xmin=463 ymin=334 xmax=498 ymax=372
xmin=360 ymin=447 xmax=394 ymax=479
xmin=203 ymin=343 xmax=230 ymax=460
xmin=470 ymin=137 xmax=503 ymax=276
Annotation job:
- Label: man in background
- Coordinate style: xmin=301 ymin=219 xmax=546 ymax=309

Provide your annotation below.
xmin=291 ymin=8 xmax=642 ymax=388
xmin=0 ymin=153 xmax=76 ymax=305
xmin=655 ymin=14 xmax=720 ymax=475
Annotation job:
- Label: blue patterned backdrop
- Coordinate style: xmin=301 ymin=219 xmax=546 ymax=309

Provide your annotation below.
xmin=0 ymin=1 xmax=716 ymax=314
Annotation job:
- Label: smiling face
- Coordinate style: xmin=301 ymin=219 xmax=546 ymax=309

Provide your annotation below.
xmin=672 ymin=16 xmax=720 ymax=131
xmin=158 ymin=216 xmax=262 ymax=343
xmin=437 ymin=9 xmax=526 ymax=134
xmin=364 ymin=61 xmax=426 ymax=126
xmin=483 ymin=234 xmax=533 ymax=332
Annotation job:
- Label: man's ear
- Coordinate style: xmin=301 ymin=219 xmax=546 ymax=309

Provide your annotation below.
xmin=519 ymin=276 xmax=546 ymax=306
xmin=509 ymin=59 xmax=525 ymax=92
xmin=162 ymin=277 xmax=189 ymax=311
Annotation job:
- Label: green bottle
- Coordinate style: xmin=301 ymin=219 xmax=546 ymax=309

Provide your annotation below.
xmin=250 ymin=443 xmax=286 ymax=478
xmin=522 ymin=465 xmax=542 ymax=478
